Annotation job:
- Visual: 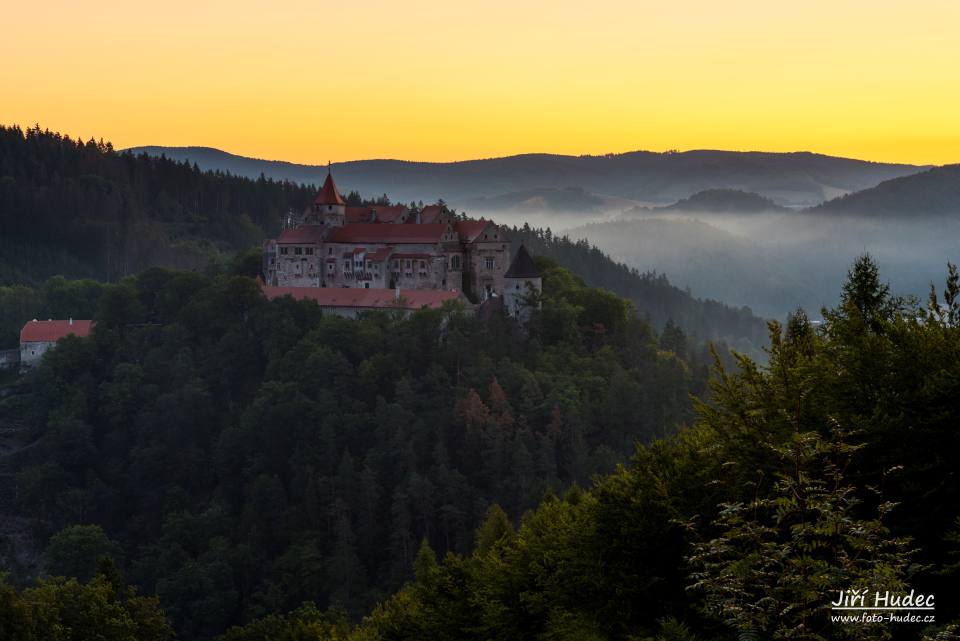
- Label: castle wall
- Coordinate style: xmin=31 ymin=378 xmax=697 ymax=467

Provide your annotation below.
xmin=465 ymin=240 xmax=509 ymax=299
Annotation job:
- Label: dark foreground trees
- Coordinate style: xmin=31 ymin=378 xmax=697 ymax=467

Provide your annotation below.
xmin=287 ymin=255 xmax=957 ymax=641
xmin=2 ymin=259 xmax=700 ymax=639
xmin=5 ymin=256 xmax=960 ymax=640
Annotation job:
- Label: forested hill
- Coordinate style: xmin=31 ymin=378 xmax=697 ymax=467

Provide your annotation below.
xmin=810 ymin=163 xmax=960 ymax=216
xmin=4 ymin=259 xmax=960 ymax=641
xmin=0 ymin=124 xmax=768 ymax=349
xmin=0 ymin=260 xmax=710 ymax=639
xmin=0 ymin=125 xmax=314 ymax=284
xmin=659 ymin=188 xmax=787 ymax=213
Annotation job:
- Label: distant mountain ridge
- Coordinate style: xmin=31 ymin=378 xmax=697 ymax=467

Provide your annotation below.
xmin=127 ymin=145 xmax=926 ymax=209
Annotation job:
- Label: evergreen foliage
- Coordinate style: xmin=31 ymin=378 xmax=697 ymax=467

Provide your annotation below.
xmin=1 ymin=261 xmax=702 ymax=639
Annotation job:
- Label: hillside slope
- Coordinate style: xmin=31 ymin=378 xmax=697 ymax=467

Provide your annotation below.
xmin=811 ymin=164 xmax=960 ymax=216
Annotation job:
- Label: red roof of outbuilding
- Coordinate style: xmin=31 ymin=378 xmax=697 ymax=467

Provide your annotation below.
xmin=278 ymin=225 xmax=326 ymax=243
xmin=21 ymin=319 xmax=94 ymax=343
xmin=263 ymin=286 xmax=460 ymax=311
xmin=327 ymin=223 xmax=448 ymax=244
xmin=314 ymin=171 xmax=345 ymax=206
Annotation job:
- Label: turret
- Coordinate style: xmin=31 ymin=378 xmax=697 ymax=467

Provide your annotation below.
xmin=313 ymin=165 xmax=346 ymax=227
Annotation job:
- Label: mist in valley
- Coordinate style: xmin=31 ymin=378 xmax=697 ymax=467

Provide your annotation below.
xmin=474 ymin=205 xmax=960 ymax=320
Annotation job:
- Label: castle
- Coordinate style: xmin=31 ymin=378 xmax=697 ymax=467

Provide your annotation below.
xmin=262 ymin=169 xmax=541 ymax=317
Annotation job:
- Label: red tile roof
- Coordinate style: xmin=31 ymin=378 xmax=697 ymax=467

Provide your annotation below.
xmin=367 ymin=248 xmax=393 ymax=261
xmin=315 ymin=172 xmax=345 ymax=206
xmin=391 ymin=253 xmax=433 ymax=260
xmin=345 ymin=207 xmax=375 ymax=224
xmin=344 ymin=205 xmax=408 ymax=224
xmin=263 ymin=286 xmax=460 ymax=311
xmin=21 ymin=319 xmax=94 ymax=343
xmin=455 ymin=219 xmax=494 ymax=242
xmin=419 ymin=205 xmax=448 ymax=224
xmin=373 ymin=205 xmax=408 ymax=223
xmin=327 ymin=223 xmax=448 ymax=244
xmin=278 ymin=225 xmax=326 ymax=243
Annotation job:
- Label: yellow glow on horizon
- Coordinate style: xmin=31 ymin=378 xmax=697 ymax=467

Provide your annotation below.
xmin=3 ymin=0 xmax=959 ymax=165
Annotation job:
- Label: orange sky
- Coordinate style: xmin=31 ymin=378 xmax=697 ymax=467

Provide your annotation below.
xmin=3 ymin=0 xmax=959 ymax=165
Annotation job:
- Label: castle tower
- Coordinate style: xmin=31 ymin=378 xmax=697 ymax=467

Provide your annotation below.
xmin=313 ymin=165 xmax=346 ymax=227
xmin=503 ymin=244 xmax=542 ymax=323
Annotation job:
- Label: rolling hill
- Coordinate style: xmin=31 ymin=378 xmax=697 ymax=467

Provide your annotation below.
xmin=811 ymin=164 xmax=960 ymax=216
xmin=127 ymin=146 xmax=925 ymax=209
xmin=659 ymin=188 xmax=788 ymax=213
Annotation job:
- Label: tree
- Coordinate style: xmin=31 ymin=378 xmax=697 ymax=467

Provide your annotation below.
xmin=689 ymin=428 xmax=913 ymax=640
xmin=43 ymin=524 xmax=122 ymax=582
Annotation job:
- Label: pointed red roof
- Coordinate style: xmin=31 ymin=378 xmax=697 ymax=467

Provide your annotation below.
xmin=315 ymin=171 xmax=345 ymax=206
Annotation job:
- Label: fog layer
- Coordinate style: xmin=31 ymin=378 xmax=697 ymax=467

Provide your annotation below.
xmin=478 ymin=207 xmax=960 ymax=320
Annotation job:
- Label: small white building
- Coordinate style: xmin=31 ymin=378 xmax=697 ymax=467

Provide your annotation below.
xmin=19 ymin=319 xmax=94 ymax=369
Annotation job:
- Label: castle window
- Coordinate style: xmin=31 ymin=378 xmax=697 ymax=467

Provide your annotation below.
xmin=404 ymin=259 xmax=412 ymax=271
xmin=485 ymin=257 xmax=494 ymax=270
xmin=280 ymin=247 xmax=289 ymax=255
xmin=366 ymin=260 xmax=372 ymax=270
xmin=418 ymin=260 xmax=425 ymax=270
xmin=306 ymin=247 xmax=314 ymax=255
xmin=327 ymin=263 xmax=335 ymax=273
xmin=343 ymin=260 xmax=351 ymax=272
xmin=295 ymin=247 xmax=303 ymax=256
xmin=328 ymin=248 xmax=333 ymax=255
xmin=450 ymin=255 xmax=461 ymax=270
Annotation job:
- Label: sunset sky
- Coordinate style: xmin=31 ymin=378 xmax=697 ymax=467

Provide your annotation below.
xmin=4 ymin=0 xmax=959 ymax=165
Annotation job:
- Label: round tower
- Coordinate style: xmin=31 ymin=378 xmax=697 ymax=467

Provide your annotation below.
xmin=503 ymin=244 xmax=542 ymax=323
